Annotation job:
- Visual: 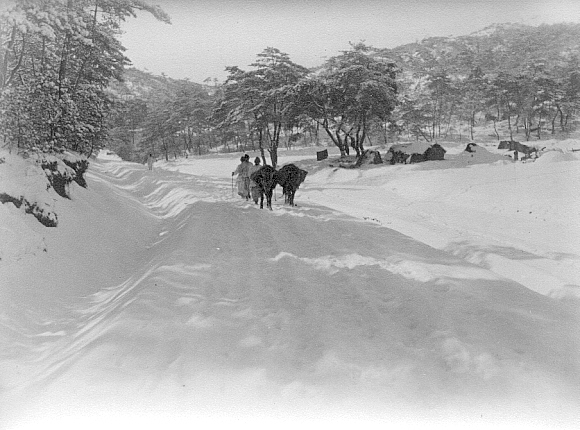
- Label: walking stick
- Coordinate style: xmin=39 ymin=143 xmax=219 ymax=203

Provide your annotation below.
xmin=231 ymin=174 xmax=234 ymax=196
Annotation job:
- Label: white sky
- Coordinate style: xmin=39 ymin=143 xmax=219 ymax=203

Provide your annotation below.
xmin=119 ymin=0 xmax=580 ymax=83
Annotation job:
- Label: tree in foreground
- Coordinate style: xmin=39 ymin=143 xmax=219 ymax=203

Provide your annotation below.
xmin=0 ymin=0 xmax=170 ymax=156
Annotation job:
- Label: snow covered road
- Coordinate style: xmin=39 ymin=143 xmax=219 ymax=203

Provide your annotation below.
xmin=1 ymin=152 xmax=580 ymax=429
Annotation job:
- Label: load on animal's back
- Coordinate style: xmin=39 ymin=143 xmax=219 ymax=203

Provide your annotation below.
xmin=250 ymin=164 xmax=277 ymax=210
xmin=276 ymin=163 xmax=308 ymax=206
xmin=249 ymin=162 xmax=308 ymax=210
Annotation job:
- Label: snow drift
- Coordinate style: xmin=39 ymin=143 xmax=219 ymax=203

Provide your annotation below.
xmin=1 ymin=142 xmax=580 ymax=429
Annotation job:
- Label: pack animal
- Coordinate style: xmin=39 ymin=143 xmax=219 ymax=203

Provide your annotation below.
xmin=250 ymin=165 xmax=277 ymax=210
xmin=276 ymin=164 xmax=308 ymax=206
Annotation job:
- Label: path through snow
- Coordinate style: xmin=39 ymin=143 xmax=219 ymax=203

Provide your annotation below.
xmin=1 ymin=152 xmax=579 ymax=429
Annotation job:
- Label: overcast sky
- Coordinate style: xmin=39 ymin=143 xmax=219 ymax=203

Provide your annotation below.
xmin=119 ymin=0 xmax=580 ymax=84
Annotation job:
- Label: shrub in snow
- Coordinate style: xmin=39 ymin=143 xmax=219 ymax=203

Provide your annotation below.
xmin=354 ymin=149 xmax=383 ymax=167
xmin=0 ymin=193 xmax=57 ymax=227
xmin=39 ymin=157 xmax=76 ymax=199
xmin=31 ymin=151 xmax=89 ymax=198
xmin=0 ymin=149 xmax=89 ymax=226
xmin=63 ymin=156 xmax=89 ymax=188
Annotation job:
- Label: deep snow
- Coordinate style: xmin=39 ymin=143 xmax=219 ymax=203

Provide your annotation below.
xmin=1 ymin=141 xmax=579 ymax=429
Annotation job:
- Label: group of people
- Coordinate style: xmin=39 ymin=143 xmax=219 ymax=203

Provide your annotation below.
xmin=146 ymin=151 xmax=264 ymax=204
xmin=232 ymin=154 xmax=262 ymax=204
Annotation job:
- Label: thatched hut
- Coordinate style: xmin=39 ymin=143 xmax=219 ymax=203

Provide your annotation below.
xmin=387 ymin=142 xmax=445 ymax=164
xmin=425 ymin=143 xmax=446 ymax=160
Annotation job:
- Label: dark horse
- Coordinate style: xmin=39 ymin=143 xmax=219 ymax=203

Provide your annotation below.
xmin=276 ymin=164 xmax=308 ymax=206
xmin=250 ymin=165 xmax=277 ymax=210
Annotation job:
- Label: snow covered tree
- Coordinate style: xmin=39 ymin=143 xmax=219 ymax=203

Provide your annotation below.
xmin=458 ymin=67 xmax=488 ymax=141
xmin=0 ymin=0 xmax=170 ymax=156
xmin=213 ymin=47 xmax=309 ymax=167
xmin=552 ymin=54 xmax=580 ymax=133
xmin=170 ymin=79 xmax=213 ymax=156
xmin=296 ymin=43 xmax=397 ymax=157
xmin=108 ymin=97 xmax=148 ymax=161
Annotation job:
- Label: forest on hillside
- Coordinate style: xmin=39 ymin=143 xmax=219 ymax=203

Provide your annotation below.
xmin=1 ymin=0 xmax=580 ymax=167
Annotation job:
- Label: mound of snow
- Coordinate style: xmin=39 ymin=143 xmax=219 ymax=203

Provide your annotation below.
xmin=0 ymin=149 xmax=58 ymax=219
xmin=0 ymin=202 xmax=47 ymax=261
xmin=535 ymin=150 xmax=580 ymax=164
xmin=389 ymin=141 xmax=431 ymax=155
xmin=446 ymin=145 xmax=509 ymax=167
xmin=96 ymin=150 xmax=123 ymax=161
xmin=537 ymin=138 xmax=580 ymax=153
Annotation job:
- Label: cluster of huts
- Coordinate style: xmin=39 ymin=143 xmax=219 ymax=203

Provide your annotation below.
xmin=349 ymin=142 xmax=446 ymax=167
xmin=384 ymin=142 xmax=446 ymax=164
xmin=328 ymin=139 xmax=539 ymax=168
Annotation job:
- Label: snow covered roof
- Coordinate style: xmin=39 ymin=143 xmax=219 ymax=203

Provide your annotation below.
xmin=388 ymin=141 xmax=432 ymax=155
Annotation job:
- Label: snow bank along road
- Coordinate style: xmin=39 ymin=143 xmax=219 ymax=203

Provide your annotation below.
xmin=1 ymin=155 xmax=579 ymax=428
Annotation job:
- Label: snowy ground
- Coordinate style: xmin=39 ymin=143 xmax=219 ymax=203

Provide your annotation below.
xmin=1 ymin=141 xmax=580 ymax=429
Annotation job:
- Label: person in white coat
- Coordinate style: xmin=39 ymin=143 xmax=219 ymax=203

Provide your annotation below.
xmin=232 ymin=154 xmax=251 ymax=199
xmin=147 ymin=153 xmax=155 ymax=170
xmin=248 ymin=157 xmax=262 ymax=204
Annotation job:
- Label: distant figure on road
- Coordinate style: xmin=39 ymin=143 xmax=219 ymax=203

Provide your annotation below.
xmin=147 ymin=153 xmax=155 ymax=170
xmin=248 ymin=157 xmax=262 ymax=204
xmin=232 ymin=154 xmax=251 ymax=200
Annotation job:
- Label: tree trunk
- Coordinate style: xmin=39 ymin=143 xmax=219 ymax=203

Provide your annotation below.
xmin=58 ymin=0 xmax=75 ymax=99
xmin=383 ymin=121 xmax=388 ymax=145
xmin=162 ymin=138 xmax=169 ymax=161
xmin=249 ymin=130 xmax=255 ymax=150
xmin=258 ymin=129 xmax=267 ymax=165
xmin=557 ymin=106 xmax=565 ymax=131
xmin=470 ymin=111 xmax=475 ymax=140
xmin=321 ymin=120 xmax=345 ymax=157
xmin=357 ymin=118 xmax=366 ymax=156
xmin=182 ymin=133 xmax=188 ymax=154
xmin=315 ymin=121 xmax=320 ymax=145
xmin=73 ymin=0 xmax=99 ymax=93
xmin=1 ymin=25 xmax=17 ymax=88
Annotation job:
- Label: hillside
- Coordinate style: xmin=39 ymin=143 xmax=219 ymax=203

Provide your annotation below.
xmin=109 ymin=68 xmax=213 ymax=99
xmin=382 ymin=22 xmax=580 ymax=74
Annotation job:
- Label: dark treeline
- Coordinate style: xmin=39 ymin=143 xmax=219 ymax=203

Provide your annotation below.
xmin=2 ymin=0 xmax=579 ymax=168
xmin=386 ymin=23 xmax=580 ymax=143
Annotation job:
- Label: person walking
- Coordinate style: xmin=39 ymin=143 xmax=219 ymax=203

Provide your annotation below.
xmin=232 ymin=154 xmax=251 ymax=200
xmin=248 ymin=157 xmax=262 ymax=204
xmin=147 ymin=153 xmax=155 ymax=170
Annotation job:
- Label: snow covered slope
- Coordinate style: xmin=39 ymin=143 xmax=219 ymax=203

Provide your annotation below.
xmin=1 ymin=144 xmax=579 ymax=429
